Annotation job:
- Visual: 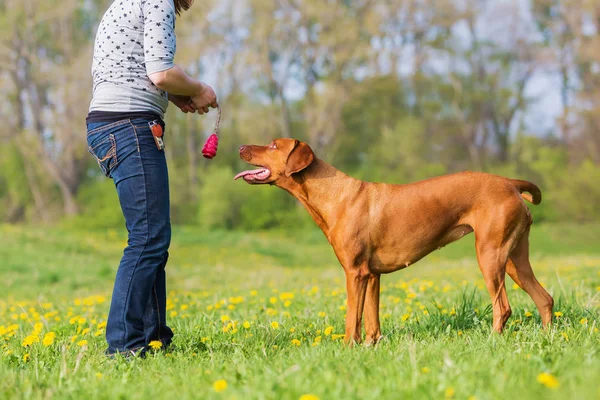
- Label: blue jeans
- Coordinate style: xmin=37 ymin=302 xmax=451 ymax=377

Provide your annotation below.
xmin=86 ymin=118 xmax=174 ymax=354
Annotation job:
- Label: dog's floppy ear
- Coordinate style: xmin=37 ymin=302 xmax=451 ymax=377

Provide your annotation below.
xmin=285 ymin=140 xmax=314 ymax=177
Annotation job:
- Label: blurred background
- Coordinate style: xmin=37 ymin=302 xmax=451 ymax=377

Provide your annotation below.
xmin=1 ymin=0 xmax=599 ymax=230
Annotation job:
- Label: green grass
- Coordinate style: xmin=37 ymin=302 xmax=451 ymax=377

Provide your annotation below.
xmin=0 ymin=223 xmax=599 ymax=399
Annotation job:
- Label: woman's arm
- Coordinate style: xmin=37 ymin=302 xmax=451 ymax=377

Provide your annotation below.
xmin=143 ymin=0 xmax=217 ymax=114
xmin=149 ymin=66 xmax=218 ymax=114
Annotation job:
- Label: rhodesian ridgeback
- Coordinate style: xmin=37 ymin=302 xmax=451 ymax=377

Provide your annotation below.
xmin=235 ymin=138 xmax=554 ymax=344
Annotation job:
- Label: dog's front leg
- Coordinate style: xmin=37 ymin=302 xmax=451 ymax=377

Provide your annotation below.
xmin=344 ymin=265 xmax=370 ymax=345
xmin=363 ymin=273 xmax=382 ymax=345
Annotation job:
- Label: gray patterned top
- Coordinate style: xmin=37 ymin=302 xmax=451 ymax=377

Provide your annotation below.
xmin=89 ymin=0 xmax=177 ymax=117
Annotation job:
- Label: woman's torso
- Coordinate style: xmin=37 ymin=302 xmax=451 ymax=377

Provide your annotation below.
xmin=89 ymin=0 xmax=177 ymax=118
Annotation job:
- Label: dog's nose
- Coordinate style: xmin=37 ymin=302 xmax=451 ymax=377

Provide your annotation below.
xmin=239 ymin=145 xmax=247 ymax=154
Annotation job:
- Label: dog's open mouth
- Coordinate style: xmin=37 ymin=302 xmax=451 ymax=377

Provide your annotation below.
xmin=233 ymin=168 xmax=271 ymax=183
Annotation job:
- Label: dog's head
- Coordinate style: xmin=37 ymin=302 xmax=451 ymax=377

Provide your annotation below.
xmin=235 ymin=138 xmax=315 ymax=185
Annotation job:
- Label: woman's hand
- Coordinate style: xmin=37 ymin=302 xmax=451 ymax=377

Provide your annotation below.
xmin=168 ymin=94 xmax=197 ymax=113
xmin=190 ymin=83 xmax=218 ymax=115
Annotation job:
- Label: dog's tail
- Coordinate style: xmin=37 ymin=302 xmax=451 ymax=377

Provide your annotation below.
xmin=511 ymin=179 xmax=542 ymax=205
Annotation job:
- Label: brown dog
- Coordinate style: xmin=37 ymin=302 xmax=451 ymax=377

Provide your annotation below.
xmin=235 ymin=138 xmax=554 ymax=344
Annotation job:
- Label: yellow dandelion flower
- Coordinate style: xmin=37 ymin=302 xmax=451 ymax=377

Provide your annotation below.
xmin=299 ymin=395 xmax=320 ymax=400
xmin=96 ymin=373 xmax=103 ymax=379
xmin=291 ymin=339 xmax=301 ymax=346
xmin=220 ymin=315 xmax=230 ymax=323
xmin=445 ymin=387 xmax=455 ymax=398
xmin=33 ymin=323 xmax=43 ymax=332
xmin=331 ymin=334 xmax=345 ymax=340
xmin=250 ymin=290 xmax=258 ymax=296
xmin=289 ymin=327 xmax=296 ymax=333
xmin=77 ymin=340 xmax=88 ymax=347
xmin=271 ymin=321 xmax=280 ymax=330
xmin=554 ymin=311 xmax=563 ymax=318
xmin=524 ymin=311 xmax=533 ymax=318
xmin=243 ymin=321 xmax=251 ymax=329
xmin=537 ymin=372 xmax=559 ymax=389
xmin=580 ymin=318 xmax=588 ymax=325
xmin=170 ymin=311 xmax=178 ymax=317
xmin=7 ymin=324 xmax=19 ymax=332
xmin=280 ymin=292 xmax=294 ymax=300
xmin=148 ymin=340 xmax=162 ymax=350
xmin=213 ymin=379 xmax=227 ymax=393
xmin=421 ymin=367 xmax=430 ymax=374
xmin=266 ymin=308 xmax=278 ymax=316
xmin=22 ymin=335 xmax=38 ymax=347
xmin=23 ymin=353 xmax=30 ymax=362
xmin=324 ymin=326 xmax=334 ymax=336
xmin=42 ymin=333 xmax=55 ymax=347
xmin=561 ymin=332 xmax=569 ymax=342
xmin=318 ymin=312 xmax=326 ymax=318
xmin=401 ymin=314 xmax=410 ymax=322
xmin=94 ymin=330 xmax=103 ymax=337
xmin=284 ymin=300 xmax=292 ymax=308
xmin=81 ymin=328 xmax=90 ymax=335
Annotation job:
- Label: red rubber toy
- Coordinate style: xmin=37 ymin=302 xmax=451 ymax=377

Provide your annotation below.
xmin=202 ymin=105 xmax=221 ymax=159
xmin=202 ymin=133 xmax=219 ymax=159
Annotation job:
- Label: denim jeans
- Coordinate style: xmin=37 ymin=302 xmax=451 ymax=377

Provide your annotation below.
xmin=86 ymin=118 xmax=174 ymax=354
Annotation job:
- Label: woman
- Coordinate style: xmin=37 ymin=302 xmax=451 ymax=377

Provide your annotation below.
xmin=86 ymin=0 xmax=215 ymax=356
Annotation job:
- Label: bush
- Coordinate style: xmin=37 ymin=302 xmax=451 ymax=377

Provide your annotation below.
xmin=197 ymin=166 xmax=313 ymax=230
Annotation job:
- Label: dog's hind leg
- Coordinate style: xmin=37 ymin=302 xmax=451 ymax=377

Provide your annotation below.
xmin=475 ymin=237 xmax=512 ymax=333
xmin=344 ymin=265 xmax=370 ymax=345
xmin=363 ymin=273 xmax=382 ymax=345
xmin=506 ymin=228 xmax=554 ymax=327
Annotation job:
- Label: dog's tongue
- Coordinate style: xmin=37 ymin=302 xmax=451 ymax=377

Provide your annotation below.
xmin=233 ymin=168 xmax=270 ymax=181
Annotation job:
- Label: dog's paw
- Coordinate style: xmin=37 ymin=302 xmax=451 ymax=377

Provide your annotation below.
xmin=364 ymin=334 xmax=384 ymax=347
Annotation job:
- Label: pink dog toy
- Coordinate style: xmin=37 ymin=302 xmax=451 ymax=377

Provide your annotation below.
xmin=202 ymin=105 xmax=221 ymax=159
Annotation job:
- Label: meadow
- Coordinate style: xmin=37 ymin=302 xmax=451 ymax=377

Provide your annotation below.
xmin=0 ymin=223 xmax=599 ymax=400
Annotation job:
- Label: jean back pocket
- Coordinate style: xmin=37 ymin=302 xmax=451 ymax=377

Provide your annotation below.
xmin=88 ymin=133 xmax=117 ymax=177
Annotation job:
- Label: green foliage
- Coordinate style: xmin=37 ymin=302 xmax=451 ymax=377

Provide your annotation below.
xmin=63 ymin=178 xmax=124 ymax=229
xmin=0 ymin=145 xmax=31 ymax=221
xmin=197 ymin=166 xmax=313 ymax=230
